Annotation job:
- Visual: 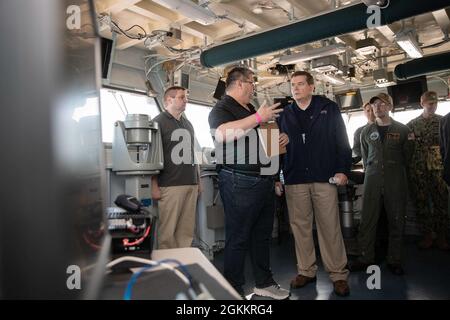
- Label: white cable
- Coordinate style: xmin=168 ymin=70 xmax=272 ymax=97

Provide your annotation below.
xmin=143 ymin=53 xmax=163 ymax=59
xmin=146 ymin=56 xmax=183 ymax=78
xmin=106 ymin=256 xmax=190 ymax=286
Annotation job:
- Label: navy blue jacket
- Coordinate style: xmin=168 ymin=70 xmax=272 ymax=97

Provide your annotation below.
xmin=277 ymin=95 xmax=352 ymax=184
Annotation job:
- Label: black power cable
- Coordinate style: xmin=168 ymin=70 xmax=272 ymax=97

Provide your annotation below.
xmin=111 ymin=20 xmax=147 ymax=40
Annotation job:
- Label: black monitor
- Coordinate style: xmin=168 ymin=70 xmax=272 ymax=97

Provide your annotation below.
xmin=335 ymin=89 xmax=363 ymax=111
xmin=100 ymin=37 xmax=114 ymax=79
xmin=0 ymin=0 xmax=109 ymax=299
xmin=274 ymin=96 xmax=293 ymax=109
xmin=213 ymin=79 xmax=226 ymax=100
xmin=388 ymin=76 xmax=428 ymax=110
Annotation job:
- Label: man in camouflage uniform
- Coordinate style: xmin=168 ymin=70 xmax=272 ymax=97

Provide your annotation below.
xmin=350 ymin=93 xmax=414 ymax=275
xmin=407 ymin=91 xmax=449 ymax=250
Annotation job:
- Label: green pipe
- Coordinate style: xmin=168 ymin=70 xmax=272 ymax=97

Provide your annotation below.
xmin=200 ymin=0 xmax=450 ymax=68
xmin=394 ymin=52 xmax=450 ymax=80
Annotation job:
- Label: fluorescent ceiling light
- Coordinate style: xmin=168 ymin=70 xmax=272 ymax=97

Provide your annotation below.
xmin=279 ymin=44 xmax=346 ymax=65
xmin=252 ymin=5 xmax=264 ymax=14
xmin=395 ymin=32 xmax=423 ymax=59
xmin=320 ymin=73 xmax=346 ymax=86
xmin=361 ymin=0 xmax=388 ymax=7
xmin=152 ymin=0 xmax=217 ymax=26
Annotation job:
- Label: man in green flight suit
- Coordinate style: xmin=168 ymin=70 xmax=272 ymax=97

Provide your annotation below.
xmin=350 ymin=93 xmax=414 ymax=275
xmin=407 ymin=91 xmax=449 ymax=250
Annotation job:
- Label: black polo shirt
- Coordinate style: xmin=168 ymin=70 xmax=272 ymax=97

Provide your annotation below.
xmin=153 ymin=111 xmax=198 ymax=187
xmin=208 ymin=95 xmax=268 ymax=173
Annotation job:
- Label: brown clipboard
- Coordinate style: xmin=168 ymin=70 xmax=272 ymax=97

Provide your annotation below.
xmin=257 ymin=121 xmax=287 ymax=157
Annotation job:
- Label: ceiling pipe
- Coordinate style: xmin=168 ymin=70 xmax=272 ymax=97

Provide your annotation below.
xmin=200 ymin=0 xmax=450 ymax=68
xmin=394 ymin=51 xmax=450 ymax=80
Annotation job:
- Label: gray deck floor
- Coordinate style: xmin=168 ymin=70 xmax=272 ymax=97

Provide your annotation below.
xmin=212 ymin=234 xmax=450 ymax=300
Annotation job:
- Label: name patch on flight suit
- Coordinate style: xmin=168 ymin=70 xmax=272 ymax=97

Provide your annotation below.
xmin=387 ymin=133 xmax=400 ymax=140
xmin=370 ymin=132 xmax=379 ymax=141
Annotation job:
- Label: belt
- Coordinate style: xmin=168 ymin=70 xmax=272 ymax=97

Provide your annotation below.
xmin=221 ymin=166 xmax=271 ymax=178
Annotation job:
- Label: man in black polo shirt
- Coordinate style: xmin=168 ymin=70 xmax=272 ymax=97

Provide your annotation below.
xmin=151 ymin=86 xmax=200 ymax=249
xmin=208 ymin=67 xmax=290 ymax=300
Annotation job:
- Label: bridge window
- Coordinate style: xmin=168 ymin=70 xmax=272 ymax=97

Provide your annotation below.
xmin=99 ymin=89 xmax=160 ymax=143
xmin=184 ymin=103 xmax=214 ymax=149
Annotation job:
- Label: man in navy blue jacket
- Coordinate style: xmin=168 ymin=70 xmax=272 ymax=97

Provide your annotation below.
xmin=277 ymin=71 xmax=352 ymax=297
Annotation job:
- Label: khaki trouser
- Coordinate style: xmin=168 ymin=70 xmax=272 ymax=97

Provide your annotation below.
xmin=285 ymin=183 xmax=349 ymax=282
xmin=157 ymin=185 xmax=198 ymax=249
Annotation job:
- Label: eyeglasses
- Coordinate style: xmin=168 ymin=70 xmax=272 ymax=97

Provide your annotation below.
xmin=372 ymin=102 xmax=388 ymax=108
xmin=241 ymin=80 xmax=255 ymax=86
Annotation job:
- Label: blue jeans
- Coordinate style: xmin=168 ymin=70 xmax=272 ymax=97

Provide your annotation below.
xmin=218 ymin=169 xmax=275 ymax=290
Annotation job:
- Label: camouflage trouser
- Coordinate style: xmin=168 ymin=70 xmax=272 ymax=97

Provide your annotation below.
xmin=410 ymin=170 xmax=449 ymax=235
